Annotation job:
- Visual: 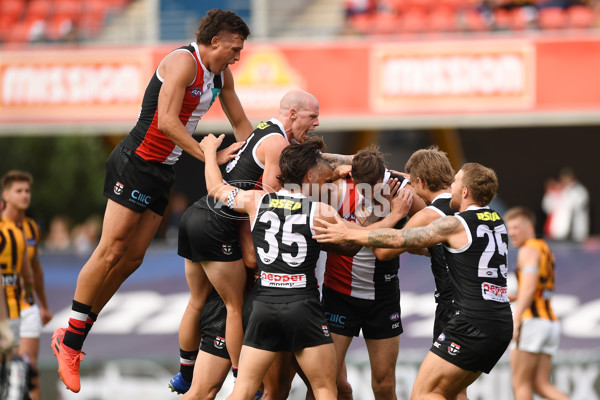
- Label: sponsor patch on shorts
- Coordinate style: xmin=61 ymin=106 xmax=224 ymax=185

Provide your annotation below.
xmin=260 ymin=272 xmax=306 ymax=288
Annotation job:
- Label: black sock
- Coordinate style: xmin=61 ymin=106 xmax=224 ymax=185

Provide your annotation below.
xmin=179 ymin=349 xmax=199 ymax=382
xmin=83 ymin=311 xmax=98 ymax=340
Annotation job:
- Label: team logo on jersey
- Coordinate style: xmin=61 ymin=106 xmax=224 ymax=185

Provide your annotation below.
xmin=214 ymin=336 xmax=226 ymax=350
xmin=389 ymin=312 xmax=400 ymax=322
xmin=448 ymin=342 xmax=461 ymax=356
xmin=114 ymin=182 xmax=124 ymax=195
xmin=189 ymin=87 xmax=204 ymax=98
xmin=437 ymin=333 xmax=446 ymax=342
xmin=384 ymin=274 xmax=394 ymax=282
xmin=322 ymin=325 xmax=330 ymax=337
xmin=222 ymin=244 xmax=233 ymax=255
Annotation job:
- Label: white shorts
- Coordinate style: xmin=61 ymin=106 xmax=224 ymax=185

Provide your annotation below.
xmin=515 ymin=318 xmax=560 ymax=355
xmin=19 ymin=304 xmax=42 ymax=339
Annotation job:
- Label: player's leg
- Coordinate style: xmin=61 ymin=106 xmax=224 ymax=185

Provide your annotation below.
xmin=181 ymin=350 xmax=232 ymax=400
xmin=88 ymin=206 xmax=163 ymax=314
xmin=262 ymin=351 xmax=295 ymax=400
xmin=510 ymin=348 xmax=538 ymax=400
xmin=227 ymin=346 xmax=279 ymax=400
xmin=532 ymin=354 xmax=569 ymax=400
xmin=170 ymin=260 xmax=214 ymax=393
xmin=410 ymin=352 xmax=481 ymax=400
xmin=19 ymin=306 xmax=41 ymax=400
xmin=202 ymin=259 xmax=247 ymax=369
xmin=295 ymin=344 xmax=338 ymax=400
xmin=365 ymin=336 xmax=399 ymax=400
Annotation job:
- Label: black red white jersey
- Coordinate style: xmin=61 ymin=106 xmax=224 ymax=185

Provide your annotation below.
xmin=224 ymin=119 xmax=288 ymax=191
xmin=125 ymin=42 xmax=223 ymax=165
xmin=444 ymin=206 xmax=512 ymax=335
xmin=324 ymin=174 xmax=408 ymax=301
xmin=425 ymin=193 xmax=455 ymax=305
xmin=251 ymin=191 xmax=321 ymax=303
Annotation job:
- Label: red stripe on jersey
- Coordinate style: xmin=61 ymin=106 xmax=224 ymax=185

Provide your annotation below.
xmin=179 ymin=51 xmax=204 ymax=128
xmin=324 ymin=178 xmax=359 ymax=294
xmin=136 ymin=108 xmax=177 ymax=162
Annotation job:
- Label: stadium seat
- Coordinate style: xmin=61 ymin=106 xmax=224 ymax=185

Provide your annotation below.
xmin=462 ymin=9 xmax=489 ymax=32
xmin=400 ymin=8 xmax=428 ymax=34
xmin=493 ymin=8 xmax=511 ymax=31
xmin=428 ymin=6 xmax=457 ymax=33
xmin=348 ymin=12 xmax=375 ymax=34
xmin=537 ymin=7 xmax=567 ymax=30
xmin=371 ymin=12 xmax=402 ymax=35
xmin=567 ymin=5 xmax=595 ymax=29
xmin=0 ymin=0 xmax=26 ymax=40
xmin=25 ymin=0 xmax=52 ymax=21
xmin=509 ymin=7 xmax=533 ymax=31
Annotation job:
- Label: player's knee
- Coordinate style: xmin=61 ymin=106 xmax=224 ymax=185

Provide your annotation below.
xmin=371 ymin=376 xmax=394 ymax=398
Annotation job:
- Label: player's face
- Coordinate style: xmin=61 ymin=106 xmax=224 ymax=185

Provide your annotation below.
xmin=2 ymin=181 xmax=31 ymax=211
xmin=449 ymin=170 xmax=463 ymax=211
xmin=290 ymin=101 xmax=320 ymax=144
xmin=212 ymin=33 xmax=245 ymax=73
xmin=506 ymin=217 xmax=529 ymax=247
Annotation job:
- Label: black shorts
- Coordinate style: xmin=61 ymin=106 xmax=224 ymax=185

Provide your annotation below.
xmin=199 ymin=291 xmax=229 ymax=360
xmin=103 ymin=144 xmax=175 ymax=215
xmin=430 ymin=315 xmax=511 ymax=374
xmin=177 ymin=202 xmax=242 ymax=262
xmin=321 ymin=286 xmax=403 ymax=340
xmin=432 ymin=302 xmax=457 ymax=342
xmin=243 ymin=298 xmax=333 ymax=352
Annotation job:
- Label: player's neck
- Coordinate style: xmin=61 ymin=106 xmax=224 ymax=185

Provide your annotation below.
xmin=2 ymin=207 xmax=24 ymax=224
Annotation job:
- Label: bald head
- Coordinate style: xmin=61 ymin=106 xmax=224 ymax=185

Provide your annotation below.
xmin=278 ymin=89 xmax=320 ymax=143
xmin=279 ymin=90 xmax=318 ymax=114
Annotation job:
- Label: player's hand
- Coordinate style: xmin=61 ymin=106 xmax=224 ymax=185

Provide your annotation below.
xmin=390 ymin=188 xmax=413 ymax=218
xmin=0 ymin=320 xmax=15 ymax=354
xmin=332 ymin=164 xmax=352 ymax=180
xmin=40 ymin=306 xmax=54 ymax=326
xmin=200 ymin=133 xmax=225 ymax=153
xmin=313 ymin=214 xmax=350 ymax=244
xmin=217 ymin=139 xmax=244 ymax=165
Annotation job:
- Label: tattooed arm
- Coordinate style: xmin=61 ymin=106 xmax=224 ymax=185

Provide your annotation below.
xmin=314 ymin=215 xmax=463 ymax=251
xmin=321 ymin=153 xmax=354 ymax=171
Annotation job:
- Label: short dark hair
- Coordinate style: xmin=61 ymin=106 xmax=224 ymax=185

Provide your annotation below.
xmin=195 ymin=9 xmax=250 ymax=45
xmin=278 ymin=136 xmax=326 ymax=186
xmin=1 ymin=170 xmax=33 ymax=191
xmin=351 ymin=145 xmax=386 ymax=186
xmin=405 ymin=147 xmax=454 ymax=192
xmin=505 ymin=206 xmax=536 ymax=225
xmin=460 ymin=163 xmax=498 ymax=206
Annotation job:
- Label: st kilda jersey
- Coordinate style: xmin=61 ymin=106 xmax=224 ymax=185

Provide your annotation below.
xmin=324 ymin=171 xmax=408 ymax=300
xmin=251 ymin=191 xmax=321 ymax=303
xmin=223 ymin=119 xmax=288 ymax=191
xmin=198 ymin=119 xmax=288 ymax=219
xmin=425 ymin=193 xmax=455 ymax=305
xmin=123 ymin=42 xmax=223 ymax=165
xmin=444 ymin=206 xmax=512 ymax=336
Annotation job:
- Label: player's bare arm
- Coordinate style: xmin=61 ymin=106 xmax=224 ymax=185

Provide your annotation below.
xmin=220 ymin=67 xmax=253 ymax=142
xmin=321 ymin=153 xmax=354 ymax=171
xmin=201 ymin=134 xmax=264 ymax=219
xmin=157 ymin=51 xmax=208 ymax=161
xmin=256 ymin=135 xmax=289 ymax=191
xmin=373 ymin=207 xmax=439 ymax=261
xmin=315 ymin=214 xmax=461 ymax=251
xmin=511 ymin=245 xmax=540 ymax=342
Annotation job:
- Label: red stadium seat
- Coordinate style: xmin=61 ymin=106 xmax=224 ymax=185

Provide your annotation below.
xmin=509 ymin=7 xmax=532 ymax=31
xmin=537 ymin=7 xmax=567 ymax=30
xmin=348 ymin=12 xmax=375 ymax=34
xmin=371 ymin=12 xmax=402 ymax=35
xmin=493 ymin=8 xmax=511 ymax=30
xmin=463 ymin=9 xmax=489 ymax=32
xmin=400 ymin=8 xmax=427 ymax=34
xmin=0 ymin=0 xmax=26 ymax=40
xmin=428 ymin=7 xmax=457 ymax=33
xmin=567 ymin=5 xmax=595 ymax=29
xmin=25 ymin=0 xmax=52 ymax=20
